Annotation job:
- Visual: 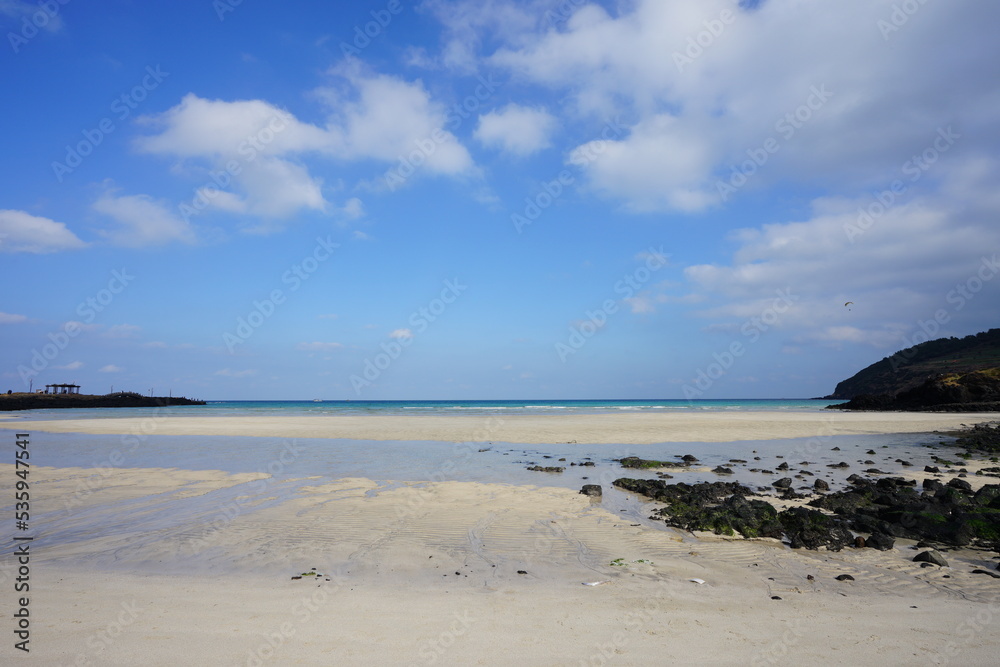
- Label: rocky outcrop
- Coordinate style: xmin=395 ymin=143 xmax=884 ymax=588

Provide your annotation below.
xmin=0 ymin=392 xmax=205 ymax=411
xmin=829 ymin=369 xmax=1000 ymax=412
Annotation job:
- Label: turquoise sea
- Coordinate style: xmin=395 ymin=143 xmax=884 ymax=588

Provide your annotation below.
xmin=4 ymin=397 xmax=841 ymax=421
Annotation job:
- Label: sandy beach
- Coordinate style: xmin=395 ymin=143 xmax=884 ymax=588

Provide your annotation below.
xmin=5 ymin=410 xmax=998 ymax=443
xmin=3 ymin=412 xmax=999 ymax=665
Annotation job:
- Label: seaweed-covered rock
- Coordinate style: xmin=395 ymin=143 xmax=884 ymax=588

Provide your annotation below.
xmin=779 ymin=507 xmax=854 ymax=551
xmin=579 ymin=484 xmax=602 ymax=497
xmin=619 ymin=456 xmax=688 ymax=469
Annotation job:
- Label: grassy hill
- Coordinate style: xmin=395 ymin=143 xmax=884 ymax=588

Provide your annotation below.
xmin=827 ymin=328 xmax=1000 ymax=399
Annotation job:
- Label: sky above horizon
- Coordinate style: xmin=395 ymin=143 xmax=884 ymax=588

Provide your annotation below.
xmin=2 ymin=0 xmax=998 ymax=401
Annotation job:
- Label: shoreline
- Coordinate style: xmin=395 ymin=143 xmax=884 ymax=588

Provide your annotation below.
xmin=8 ymin=461 xmax=1000 ymax=665
xmin=6 ymin=412 xmax=1000 ymax=664
xmin=4 ymin=410 xmax=998 ymax=443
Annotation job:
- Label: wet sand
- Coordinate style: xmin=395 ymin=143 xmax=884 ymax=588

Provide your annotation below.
xmin=2 ymin=412 xmax=999 ymax=665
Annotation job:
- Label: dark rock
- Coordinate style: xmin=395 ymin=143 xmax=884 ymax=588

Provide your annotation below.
xmin=828 ymin=462 xmax=850 ymax=468
xmin=866 ymin=532 xmax=895 ymax=551
xmin=855 ymin=536 xmax=866 ymax=548
xmin=579 ymin=484 xmax=602 ymax=497
xmin=814 ymin=479 xmax=830 ymax=491
xmin=772 ymin=477 xmax=793 ymax=489
xmin=779 ymin=507 xmax=854 ymax=551
xmin=922 ymin=479 xmax=944 ymax=492
xmin=777 ymin=462 xmax=789 ymax=471
xmin=924 ymin=466 xmax=941 ymax=473
xmin=682 ymin=454 xmax=699 ymax=462
xmin=913 ymin=550 xmax=949 ymax=567
xmin=835 ymin=574 xmax=855 ymax=581
xmin=865 ymin=468 xmax=887 ymax=474
xmin=947 ymin=478 xmax=973 ymax=492
xmin=526 ymin=466 xmax=564 ymax=473
xmin=712 ymin=466 xmax=735 ymax=475
xmin=771 ymin=596 xmax=782 ymax=600
xmin=900 ymin=460 xmax=914 ymax=467
xmin=971 ymin=569 xmax=1000 ymax=579
xmin=973 ymin=485 xmax=1000 ymax=507
xmin=867 ymin=450 xmax=877 ymax=455
xmin=619 ymin=456 xmax=686 ymax=469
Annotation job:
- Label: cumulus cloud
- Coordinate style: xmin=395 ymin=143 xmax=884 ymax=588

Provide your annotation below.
xmin=0 ymin=209 xmax=86 ymax=253
xmin=93 ymin=187 xmax=197 ymax=247
xmin=683 ymin=161 xmax=1000 ymax=350
xmin=135 ymin=64 xmax=476 ymax=228
xmin=475 ymin=104 xmax=556 ymax=156
xmin=99 ymin=364 xmax=124 ymax=373
xmin=473 ymin=0 xmax=1000 ymax=212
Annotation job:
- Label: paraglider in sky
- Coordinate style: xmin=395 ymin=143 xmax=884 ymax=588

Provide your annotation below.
xmin=844 ymin=301 xmax=853 ymax=311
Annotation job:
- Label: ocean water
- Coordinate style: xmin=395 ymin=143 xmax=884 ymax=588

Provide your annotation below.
xmin=1 ymin=397 xmax=841 ymax=422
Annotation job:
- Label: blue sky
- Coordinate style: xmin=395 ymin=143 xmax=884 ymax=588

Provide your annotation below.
xmin=2 ymin=0 xmax=998 ymax=400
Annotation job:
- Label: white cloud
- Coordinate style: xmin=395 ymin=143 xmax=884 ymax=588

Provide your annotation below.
xmin=296 ymin=342 xmax=344 ymax=352
xmin=0 ymin=209 xmax=86 ymax=253
xmin=475 ymin=104 xmax=556 ymax=156
xmin=389 ymin=328 xmax=413 ymax=339
xmin=683 ymin=161 xmax=1000 ymax=351
xmin=352 ymin=230 xmax=372 ymax=241
xmin=99 ymin=365 xmax=124 ymax=373
xmin=93 ymin=187 xmax=196 ymax=247
xmin=476 ymin=0 xmax=1000 ymax=212
xmin=55 ymin=361 xmax=84 ymax=370
xmin=321 ymin=61 xmax=475 ymax=177
xmin=1 ymin=0 xmax=64 ymax=32
xmin=0 ymin=312 xmax=27 ymax=324
xmin=135 ymin=65 xmax=476 ymax=224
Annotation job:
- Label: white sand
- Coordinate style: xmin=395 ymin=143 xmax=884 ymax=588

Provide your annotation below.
xmin=7 ymin=410 xmax=998 ymax=443
xmin=4 ymin=413 xmax=1000 ymax=664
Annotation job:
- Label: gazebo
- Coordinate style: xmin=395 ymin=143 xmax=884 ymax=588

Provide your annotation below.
xmin=45 ymin=383 xmax=81 ymax=395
